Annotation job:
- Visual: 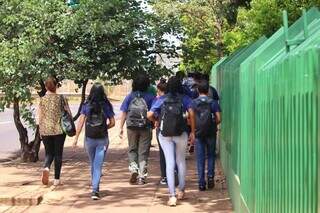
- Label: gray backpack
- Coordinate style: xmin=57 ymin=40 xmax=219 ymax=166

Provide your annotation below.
xmin=126 ymin=93 xmax=148 ymax=129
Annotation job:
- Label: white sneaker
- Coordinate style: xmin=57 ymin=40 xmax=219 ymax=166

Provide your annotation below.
xmin=53 ymin=179 xmax=62 ymax=186
xmin=167 ymin=196 xmax=177 ymax=207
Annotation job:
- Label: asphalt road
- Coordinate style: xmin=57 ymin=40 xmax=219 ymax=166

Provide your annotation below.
xmin=0 ymin=103 xmax=121 ymax=159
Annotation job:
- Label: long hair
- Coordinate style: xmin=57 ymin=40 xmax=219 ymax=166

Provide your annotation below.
xmin=166 ymin=76 xmax=183 ymax=95
xmin=86 ymin=82 xmax=113 ymax=114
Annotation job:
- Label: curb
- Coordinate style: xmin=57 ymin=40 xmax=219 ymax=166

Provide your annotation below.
xmin=0 ymin=188 xmax=44 ymax=206
xmin=0 ymin=195 xmax=43 ymax=206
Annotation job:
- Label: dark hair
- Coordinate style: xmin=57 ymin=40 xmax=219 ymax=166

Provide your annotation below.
xmin=187 ymin=72 xmax=195 ymax=78
xmin=197 ymin=80 xmax=209 ymax=94
xmin=167 ymin=76 xmax=183 ymax=95
xmin=201 ymin=73 xmax=210 ymax=81
xmin=157 ymin=78 xmax=167 ymax=93
xmin=45 ymin=77 xmax=58 ymax=93
xmin=175 ymin=71 xmax=186 ymax=82
xmin=193 ymin=72 xmax=203 ymax=81
xmin=87 ymin=82 xmax=113 ymax=114
xmin=132 ymin=74 xmax=150 ymax=92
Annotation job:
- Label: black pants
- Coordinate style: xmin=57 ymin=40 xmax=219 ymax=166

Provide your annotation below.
xmin=42 ymin=134 xmax=66 ymax=179
xmin=156 ymin=128 xmax=166 ymax=178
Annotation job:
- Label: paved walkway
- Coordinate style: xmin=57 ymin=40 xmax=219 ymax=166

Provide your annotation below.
xmin=0 ymin=124 xmax=233 ymax=213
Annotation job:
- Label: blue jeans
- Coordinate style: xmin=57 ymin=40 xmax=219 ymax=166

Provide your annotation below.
xmin=195 ymin=136 xmax=216 ymax=187
xmin=85 ymin=137 xmax=109 ymax=193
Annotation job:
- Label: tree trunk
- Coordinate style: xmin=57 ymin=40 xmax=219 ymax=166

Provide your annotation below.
xmin=13 ymin=80 xmax=47 ymax=162
xmin=13 ymin=99 xmax=38 ymax=162
xmin=28 ymin=79 xmax=48 ymax=162
xmin=73 ymin=79 xmax=88 ymax=121
xmin=216 ymin=18 xmax=225 ymax=59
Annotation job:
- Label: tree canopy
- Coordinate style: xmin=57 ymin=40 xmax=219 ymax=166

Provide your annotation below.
xmin=0 ymin=0 xmax=177 ymax=161
xmin=153 ymin=0 xmax=320 ymax=73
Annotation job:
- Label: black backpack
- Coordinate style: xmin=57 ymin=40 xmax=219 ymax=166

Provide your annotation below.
xmin=194 ymin=97 xmax=215 ymax=138
xmin=160 ymin=94 xmax=186 ymax=137
xmin=85 ymin=103 xmax=108 ymax=139
xmin=126 ymin=92 xmax=148 ymax=129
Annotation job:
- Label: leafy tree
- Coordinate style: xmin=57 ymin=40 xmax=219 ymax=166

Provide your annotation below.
xmin=225 ymin=0 xmax=320 ymax=51
xmin=0 ymin=0 xmax=67 ymax=162
xmin=0 ymin=0 xmax=175 ymax=162
xmin=152 ymin=0 xmax=251 ymax=74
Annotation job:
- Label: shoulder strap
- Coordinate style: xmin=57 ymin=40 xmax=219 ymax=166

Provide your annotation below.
xmin=207 ymin=97 xmax=213 ymax=104
xmin=59 ymin=95 xmax=65 ymax=111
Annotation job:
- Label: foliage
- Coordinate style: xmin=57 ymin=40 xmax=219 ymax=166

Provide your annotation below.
xmin=226 ymin=0 xmax=320 ymax=51
xmin=0 ymin=0 xmax=176 ymax=160
xmin=0 ymin=0 xmax=175 ymax=120
xmin=152 ymin=0 xmax=251 ymax=74
xmin=153 ymin=0 xmax=320 ymax=74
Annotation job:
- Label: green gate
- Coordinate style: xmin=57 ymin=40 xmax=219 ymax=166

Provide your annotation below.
xmin=212 ymin=7 xmax=320 ymax=213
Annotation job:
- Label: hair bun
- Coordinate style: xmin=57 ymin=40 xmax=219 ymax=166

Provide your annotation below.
xmin=160 ymin=78 xmax=167 ymax=84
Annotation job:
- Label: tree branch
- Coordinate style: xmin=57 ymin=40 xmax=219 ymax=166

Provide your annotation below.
xmin=73 ymin=79 xmax=88 ymax=121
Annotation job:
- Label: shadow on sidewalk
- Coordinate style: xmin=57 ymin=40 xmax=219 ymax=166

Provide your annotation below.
xmin=1 ymin=143 xmax=233 ymax=212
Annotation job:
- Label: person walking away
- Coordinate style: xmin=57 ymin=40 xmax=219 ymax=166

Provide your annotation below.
xmin=36 ymin=77 xmax=71 ymax=186
xmin=119 ymin=74 xmax=155 ymax=185
xmin=192 ymin=80 xmax=221 ymax=191
xmin=154 ymin=79 xmax=168 ymax=185
xmin=147 ymin=76 xmax=196 ymax=207
xmin=201 ymin=73 xmax=219 ymax=101
xmin=201 ymin=73 xmax=221 ymax=156
xmin=73 ymin=83 xmax=115 ymax=200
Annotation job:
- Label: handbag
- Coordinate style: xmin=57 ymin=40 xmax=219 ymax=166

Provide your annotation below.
xmin=60 ymin=95 xmax=76 ymax=137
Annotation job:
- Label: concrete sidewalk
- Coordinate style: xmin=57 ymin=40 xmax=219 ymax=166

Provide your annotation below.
xmin=0 ymin=124 xmax=233 ymax=213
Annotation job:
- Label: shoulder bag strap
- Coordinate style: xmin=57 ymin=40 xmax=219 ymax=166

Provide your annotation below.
xmin=59 ymin=95 xmax=66 ymax=113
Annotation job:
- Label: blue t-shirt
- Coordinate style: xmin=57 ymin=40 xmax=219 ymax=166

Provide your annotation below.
xmin=191 ymin=96 xmax=221 ymax=114
xmin=150 ymin=93 xmax=193 ymax=117
xmin=120 ymin=92 xmax=155 ymax=112
xmin=81 ymin=102 xmax=115 ymax=119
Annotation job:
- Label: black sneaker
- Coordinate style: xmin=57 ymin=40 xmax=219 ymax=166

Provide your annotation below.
xmin=138 ymin=177 xmax=146 ymax=185
xmin=129 ymin=172 xmax=138 ymax=184
xmin=160 ymin=177 xmax=167 ymax=185
xmin=208 ymin=177 xmax=215 ymax=189
xmin=91 ymin=192 xmax=101 ymax=200
xmin=199 ymin=185 xmax=206 ymax=191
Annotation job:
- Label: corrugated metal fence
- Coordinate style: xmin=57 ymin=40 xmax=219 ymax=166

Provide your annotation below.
xmin=211 ymin=7 xmax=320 ymax=213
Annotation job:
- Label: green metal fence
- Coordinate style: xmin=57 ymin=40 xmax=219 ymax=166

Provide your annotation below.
xmin=211 ymin=7 xmax=320 ymax=213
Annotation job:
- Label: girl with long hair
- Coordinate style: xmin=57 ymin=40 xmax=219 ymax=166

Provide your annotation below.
xmin=73 ymin=82 xmax=115 ymax=200
xmin=147 ymin=76 xmax=196 ymax=206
